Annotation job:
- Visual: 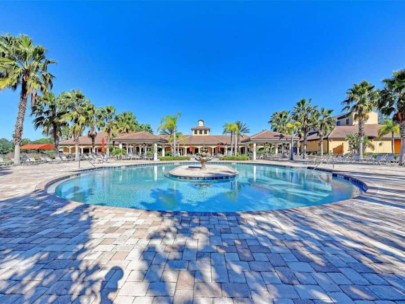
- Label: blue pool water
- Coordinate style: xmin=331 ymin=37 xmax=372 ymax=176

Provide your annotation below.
xmin=53 ymin=164 xmax=361 ymax=212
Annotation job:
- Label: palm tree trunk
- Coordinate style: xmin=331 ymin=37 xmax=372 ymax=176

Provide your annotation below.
xmin=320 ymin=136 xmax=324 ymax=157
xmin=53 ymin=127 xmax=59 ymax=154
xmin=75 ymin=138 xmax=80 ymax=161
xmin=359 ymin=120 xmax=364 ymax=160
xmin=107 ymin=133 xmax=111 ymax=157
xmin=391 ymin=132 xmax=395 ymax=154
xmin=303 ymin=133 xmax=308 ymax=159
xmin=399 ymin=121 xmax=405 ymax=165
xmin=173 ymin=128 xmax=177 ymax=156
xmin=235 ymin=134 xmax=238 ymax=155
xmin=13 ymin=87 xmax=29 ymax=165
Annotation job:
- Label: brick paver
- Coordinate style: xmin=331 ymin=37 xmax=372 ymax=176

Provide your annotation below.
xmin=0 ymin=160 xmax=404 ymax=303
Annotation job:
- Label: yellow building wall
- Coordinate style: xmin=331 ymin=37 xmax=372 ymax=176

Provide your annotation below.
xmin=305 ymin=140 xmax=329 ymax=154
xmin=337 ymin=112 xmax=379 ymax=126
xmin=328 ymin=139 xmax=399 ymax=155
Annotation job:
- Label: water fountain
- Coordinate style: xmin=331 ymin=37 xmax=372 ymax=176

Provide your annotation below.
xmin=167 ymin=148 xmax=238 ymax=181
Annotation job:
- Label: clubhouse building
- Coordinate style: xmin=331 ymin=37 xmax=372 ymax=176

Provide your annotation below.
xmin=59 ymin=119 xmax=297 ymax=160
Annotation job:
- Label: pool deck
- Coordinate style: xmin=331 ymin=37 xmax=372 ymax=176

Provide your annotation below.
xmin=0 ymin=160 xmax=404 ymax=304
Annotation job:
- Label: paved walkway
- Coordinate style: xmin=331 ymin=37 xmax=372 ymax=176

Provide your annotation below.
xmin=0 ymin=160 xmax=404 ymax=304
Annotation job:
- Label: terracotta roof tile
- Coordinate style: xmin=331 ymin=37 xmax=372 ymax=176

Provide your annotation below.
xmin=114 ymin=131 xmax=165 ymax=142
xmin=59 ymin=132 xmax=109 ymax=146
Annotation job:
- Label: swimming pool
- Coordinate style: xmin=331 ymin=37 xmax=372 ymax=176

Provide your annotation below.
xmin=52 ymin=163 xmax=362 ymax=212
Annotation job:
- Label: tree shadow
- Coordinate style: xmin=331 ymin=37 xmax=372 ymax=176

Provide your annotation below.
xmin=132 ymin=178 xmax=405 ymax=303
xmin=0 ymin=189 xmax=123 ymax=303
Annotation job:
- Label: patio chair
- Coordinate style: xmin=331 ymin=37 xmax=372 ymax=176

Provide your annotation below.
xmin=383 ymin=154 xmax=398 ymax=166
xmin=373 ymin=154 xmax=387 ymax=165
xmin=0 ymin=157 xmax=12 ymax=167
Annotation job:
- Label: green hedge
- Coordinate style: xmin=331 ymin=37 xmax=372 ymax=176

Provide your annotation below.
xmin=220 ymin=155 xmax=250 ymax=161
xmin=160 ymin=156 xmax=191 ymax=161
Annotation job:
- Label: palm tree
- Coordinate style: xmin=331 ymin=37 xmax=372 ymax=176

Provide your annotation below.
xmin=346 ymin=134 xmax=374 ymax=154
xmin=0 ymin=34 xmax=55 ymax=164
xmin=115 ymin=112 xmax=139 ymax=134
xmin=60 ymin=90 xmax=93 ymax=160
xmin=292 ymin=99 xmax=318 ymax=159
xmin=269 ymin=111 xmax=291 ymax=133
xmin=235 ymin=121 xmax=250 ymax=155
xmin=158 ymin=113 xmax=181 ymax=155
xmin=314 ymin=108 xmax=334 ymax=156
xmin=378 ymin=69 xmax=405 ymax=165
xmin=98 ymin=106 xmax=116 ymax=156
xmin=139 ymin=123 xmax=153 ymax=133
xmin=87 ymin=105 xmax=99 ymax=153
xmin=342 ymin=81 xmax=379 ymax=160
xmin=378 ymin=119 xmax=400 ymax=154
xmin=285 ymin=121 xmax=301 ymax=160
xmin=223 ymin=122 xmax=238 ymax=156
xmin=31 ymin=92 xmax=67 ymax=153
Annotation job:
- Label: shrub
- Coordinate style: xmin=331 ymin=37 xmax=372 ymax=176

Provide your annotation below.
xmin=112 ymin=148 xmax=127 ymax=156
xmin=160 ymin=156 xmax=190 ymax=161
xmin=220 ymin=155 xmax=250 ymax=161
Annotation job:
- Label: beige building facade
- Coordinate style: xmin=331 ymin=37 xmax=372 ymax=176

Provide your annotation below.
xmin=306 ymin=112 xmax=400 ymax=155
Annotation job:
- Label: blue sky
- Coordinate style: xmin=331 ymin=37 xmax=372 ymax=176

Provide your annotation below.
xmin=1 ymin=1 xmax=405 ymax=140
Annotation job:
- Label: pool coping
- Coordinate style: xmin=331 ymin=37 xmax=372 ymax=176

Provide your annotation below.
xmin=37 ymin=161 xmax=377 ymax=216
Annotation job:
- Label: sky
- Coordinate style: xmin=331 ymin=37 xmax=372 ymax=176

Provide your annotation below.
xmin=1 ymin=1 xmax=405 ymax=140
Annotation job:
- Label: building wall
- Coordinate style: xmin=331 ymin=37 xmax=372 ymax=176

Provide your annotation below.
xmin=306 ymin=139 xmax=328 ymax=154
xmin=328 ymin=139 xmax=400 ymax=154
xmin=306 ymin=138 xmax=400 ymax=154
xmin=336 ymin=112 xmax=379 ymax=126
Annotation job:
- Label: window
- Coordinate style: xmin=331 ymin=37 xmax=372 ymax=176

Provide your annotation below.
xmin=337 ymin=121 xmax=341 ymax=126
xmin=204 ymin=130 xmax=208 ymax=134
xmin=346 ymin=118 xmax=350 ymax=125
xmin=199 ymin=130 xmax=202 ymax=134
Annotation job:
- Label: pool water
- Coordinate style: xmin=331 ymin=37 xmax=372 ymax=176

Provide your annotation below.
xmin=53 ymin=164 xmax=361 ymax=212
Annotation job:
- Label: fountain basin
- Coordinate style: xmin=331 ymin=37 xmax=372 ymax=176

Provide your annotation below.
xmin=168 ymin=165 xmax=238 ymax=181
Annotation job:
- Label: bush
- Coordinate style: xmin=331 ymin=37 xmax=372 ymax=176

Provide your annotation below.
xmin=160 ymin=156 xmax=190 ymax=161
xmin=220 ymin=155 xmax=250 ymax=161
xmin=112 ymin=148 xmax=127 ymax=156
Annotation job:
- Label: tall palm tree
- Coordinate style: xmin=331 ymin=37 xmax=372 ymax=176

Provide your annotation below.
xmin=98 ymin=106 xmax=116 ymax=156
xmin=292 ymin=99 xmax=318 ymax=159
xmin=60 ymin=90 xmax=93 ymax=160
xmin=0 ymin=34 xmax=55 ymax=164
xmin=378 ymin=69 xmax=405 ymax=165
xmin=342 ymin=81 xmax=379 ymax=160
xmin=285 ymin=121 xmax=301 ymax=160
xmin=115 ymin=112 xmax=139 ymax=134
xmin=235 ymin=121 xmax=250 ymax=155
xmin=223 ymin=122 xmax=238 ymax=155
xmin=378 ymin=119 xmax=400 ymax=154
xmin=87 ymin=105 xmax=99 ymax=153
xmin=314 ymin=108 xmax=334 ymax=156
xmin=31 ymin=92 xmax=67 ymax=153
xmin=269 ymin=111 xmax=291 ymax=133
xmin=158 ymin=113 xmax=181 ymax=155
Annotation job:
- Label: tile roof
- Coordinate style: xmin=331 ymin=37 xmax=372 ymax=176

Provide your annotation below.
xmin=191 ymin=126 xmax=211 ymax=130
xmin=114 ymin=131 xmax=166 ymax=142
xmin=242 ymin=130 xmax=297 ymax=142
xmin=59 ymin=132 xmax=109 ymax=146
xmin=307 ymin=124 xmax=400 ymax=141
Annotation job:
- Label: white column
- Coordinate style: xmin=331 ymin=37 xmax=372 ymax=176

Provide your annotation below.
xmin=275 ymin=145 xmax=279 ymax=155
xmin=162 ymin=146 xmax=165 ymax=157
xmin=184 ymin=147 xmax=187 ymax=155
xmin=119 ymin=143 xmax=122 ymax=149
xmin=154 ymin=143 xmax=158 ymax=161
xmin=126 ymin=144 xmax=129 ymax=154
xmin=253 ymin=143 xmax=257 ymax=160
